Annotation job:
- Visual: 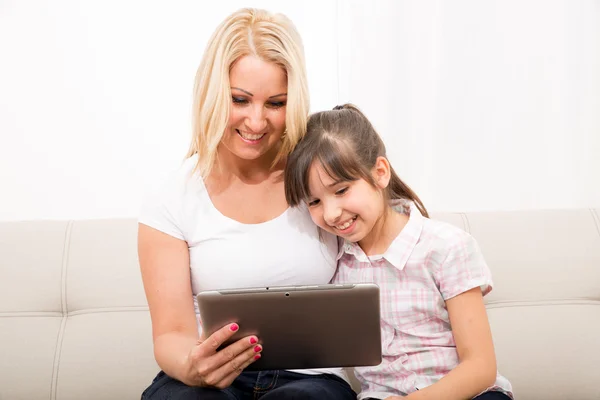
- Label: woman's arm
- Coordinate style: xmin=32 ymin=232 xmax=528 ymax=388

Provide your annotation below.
xmin=393 ymin=287 xmax=497 ymax=400
xmin=138 ymin=223 xmax=260 ymax=387
xmin=138 ymin=223 xmax=198 ymax=382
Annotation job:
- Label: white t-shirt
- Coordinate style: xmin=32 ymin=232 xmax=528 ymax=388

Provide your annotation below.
xmin=139 ymin=155 xmax=348 ymax=381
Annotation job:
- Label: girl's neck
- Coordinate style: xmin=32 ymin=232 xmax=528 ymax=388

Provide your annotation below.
xmin=358 ymin=206 xmax=409 ymax=256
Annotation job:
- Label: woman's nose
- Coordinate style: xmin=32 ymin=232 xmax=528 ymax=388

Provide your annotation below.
xmin=244 ymin=105 xmax=267 ymax=133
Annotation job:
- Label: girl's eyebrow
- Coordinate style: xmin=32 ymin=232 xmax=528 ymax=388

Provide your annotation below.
xmin=231 ymin=87 xmax=287 ymax=99
xmin=325 ymin=177 xmax=345 ymax=188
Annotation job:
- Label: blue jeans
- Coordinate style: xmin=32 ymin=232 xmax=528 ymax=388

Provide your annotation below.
xmin=364 ymin=391 xmax=511 ymax=400
xmin=473 ymin=392 xmax=512 ymax=400
xmin=141 ymin=370 xmax=356 ymax=400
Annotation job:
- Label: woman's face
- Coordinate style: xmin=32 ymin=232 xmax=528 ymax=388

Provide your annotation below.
xmin=222 ymin=55 xmax=288 ymax=163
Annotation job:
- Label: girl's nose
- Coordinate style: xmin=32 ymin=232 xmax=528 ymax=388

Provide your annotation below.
xmin=323 ymin=202 xmax=342 ymax=226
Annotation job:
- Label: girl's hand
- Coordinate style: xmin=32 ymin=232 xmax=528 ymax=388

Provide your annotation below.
xmin=184 ymin=323 xmax=262 ymax=388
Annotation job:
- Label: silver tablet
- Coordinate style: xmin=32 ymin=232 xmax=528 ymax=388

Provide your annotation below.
xmin=197 ymin=283 xmax=382 ymax=371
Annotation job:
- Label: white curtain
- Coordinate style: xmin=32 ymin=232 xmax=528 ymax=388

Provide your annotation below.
xmin=337 ymin=0 xmax=600 ymax=212
xmin=0 ymin=0 xmax=598 ymax=220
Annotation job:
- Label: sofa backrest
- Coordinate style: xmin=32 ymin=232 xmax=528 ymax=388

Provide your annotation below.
xmin=1 ymin=219 xmax=157 ymax=400
xmin=1 ymin=209 xmax=599 ymax=399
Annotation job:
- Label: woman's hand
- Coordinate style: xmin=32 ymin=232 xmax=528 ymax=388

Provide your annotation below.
xmin=184 ymin=323 xmax=262 ymax=388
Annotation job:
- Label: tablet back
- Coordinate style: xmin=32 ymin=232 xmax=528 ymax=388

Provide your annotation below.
xmin=197 ymin=283 xmax=381 ymax=371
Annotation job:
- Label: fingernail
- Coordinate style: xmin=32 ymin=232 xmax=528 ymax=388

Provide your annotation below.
xmin=250 ymin=337 xmax=257 ymax=344
xmin=230 ymin=323 xmax=239 ymax=332
xmin=254 ymin=345 xmax=262 ymax=353
xmin=254 ymin=354 xmax=261 ymax=360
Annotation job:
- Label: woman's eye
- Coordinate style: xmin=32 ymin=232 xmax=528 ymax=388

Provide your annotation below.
xmin=336 ymin=187 xmax=348 ymax=195
xmin=232 ymin=97 xmax=248 ymax=104
xmin=267 ymin=101 xmax=286 ymax=109
xmin=307 ymin=199 xmax=320 ymax=207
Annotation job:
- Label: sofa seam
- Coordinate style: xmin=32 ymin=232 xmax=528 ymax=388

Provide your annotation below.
xmin=0 ymin=312 xmax=63 ymax=317
xmin=590 ymin=208 xmax=600 ymax=238
xmin=460 ymin=213 xmax=471 ymax=233
xmin=50 ymin=220 xmax=73 ymax=400
xmin=0 ymin=307 xmax=149 ymax=317
xmin=68 ymin=306 xmax=150 ymax=316
xmin=60 ymin=221 xmax=71 ymax=316
xmin=485 ymin=299 xmax=600 ymax=308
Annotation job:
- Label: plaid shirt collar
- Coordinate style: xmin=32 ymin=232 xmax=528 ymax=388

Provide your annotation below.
xmin=336 ymin=199 xmax=424 ymax=271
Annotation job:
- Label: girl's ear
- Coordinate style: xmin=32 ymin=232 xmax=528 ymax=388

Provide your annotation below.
xmin=372 ymin=156 xmax=391 ymax=189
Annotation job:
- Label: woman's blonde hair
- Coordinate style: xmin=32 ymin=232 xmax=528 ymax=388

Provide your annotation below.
xmin=186 ymin=8 xmax=309 ymax=178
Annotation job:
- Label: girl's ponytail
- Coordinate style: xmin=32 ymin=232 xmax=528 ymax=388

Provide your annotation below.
xmin=286 ymin=103 xmax=429 ymax=218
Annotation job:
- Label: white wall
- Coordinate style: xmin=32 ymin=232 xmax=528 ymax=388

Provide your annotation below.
xmin=1 ymin=0 xmax=598 ymax=221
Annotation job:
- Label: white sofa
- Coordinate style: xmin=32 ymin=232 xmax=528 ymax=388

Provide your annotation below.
xmin=1 ymin=209 xmax=599 ymax=400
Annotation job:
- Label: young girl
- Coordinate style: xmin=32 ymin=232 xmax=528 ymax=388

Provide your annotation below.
xmin=284 ymin=104 xmax=514 ymax=400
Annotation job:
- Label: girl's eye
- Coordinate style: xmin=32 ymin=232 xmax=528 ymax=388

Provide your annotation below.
xmin=232 ymin=97 xmax=248 ymax=105
xmin=307 ymin=199 xmax=320 ymax=207
xmin=335 ymin=187 xmax=348 ymax=196
xmin=267 ymin=101 xmax=286 ymax=109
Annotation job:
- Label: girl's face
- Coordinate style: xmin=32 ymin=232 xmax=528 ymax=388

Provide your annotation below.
xmin=306 ymin=157 xmax=391 ymax=247
xmin=222 ymin=55 xmax=288 ymax=163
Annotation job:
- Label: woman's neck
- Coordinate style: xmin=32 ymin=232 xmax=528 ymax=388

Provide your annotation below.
xmin=214 ymin=144 xmax=283 ymax=184
xmin=359 ymin=206 xmax=409 ymax=256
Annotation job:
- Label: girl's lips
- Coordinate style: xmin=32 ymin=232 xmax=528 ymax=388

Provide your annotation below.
xmin=335 ymin=216 xmax=357 ymax=235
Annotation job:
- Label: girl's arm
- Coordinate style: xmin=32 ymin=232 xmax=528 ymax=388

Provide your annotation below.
xmin=394 ymin=287 xmax=498 ymax=400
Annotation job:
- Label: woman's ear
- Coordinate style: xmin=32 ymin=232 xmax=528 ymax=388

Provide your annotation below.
xmin=372 ymin=156 xmax=391 ymax=189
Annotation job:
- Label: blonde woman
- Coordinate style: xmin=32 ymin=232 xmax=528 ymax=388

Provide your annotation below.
xmin=138 ymin=8 xmax=356 ymax=400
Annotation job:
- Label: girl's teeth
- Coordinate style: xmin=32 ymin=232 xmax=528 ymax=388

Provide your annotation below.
xmin=336 ymin=218 xmax=355 ymax=230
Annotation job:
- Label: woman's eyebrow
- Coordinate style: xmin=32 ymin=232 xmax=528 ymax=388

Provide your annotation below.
xmin=231 ymin=87 xmax=253 ymax=96
xmin=231 ymin=87 xmax=287 ymax=99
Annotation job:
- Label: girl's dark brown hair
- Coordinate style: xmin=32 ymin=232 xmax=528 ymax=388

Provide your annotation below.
xmin=284 ymin=103 xmax=429 ymax=218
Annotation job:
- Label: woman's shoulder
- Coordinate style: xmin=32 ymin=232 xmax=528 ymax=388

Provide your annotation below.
xmin=138 ymin=155 xmax=206 ymax=238
xmin=152 ymin=155 xmax=204 ymax=197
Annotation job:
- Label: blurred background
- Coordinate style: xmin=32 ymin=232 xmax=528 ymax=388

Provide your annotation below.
xmin=0 ymin=0 xmax=598 ymax=220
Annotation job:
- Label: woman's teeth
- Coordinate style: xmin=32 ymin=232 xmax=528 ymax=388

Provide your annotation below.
xmin=336 ymin=217 xmax=356 ymax=230
xmin=238 ymin=130 xmax=266 ymax=140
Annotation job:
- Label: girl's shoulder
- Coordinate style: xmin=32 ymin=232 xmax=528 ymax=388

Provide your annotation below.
xmin=421 ymin=216 xmax=474 ymax=242
xmin=419 ymin=217 xmax=479 ymax=259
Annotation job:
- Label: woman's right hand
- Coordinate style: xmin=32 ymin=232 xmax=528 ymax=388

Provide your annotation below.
xmin=185 ymin=323 xmax=262 ymax=388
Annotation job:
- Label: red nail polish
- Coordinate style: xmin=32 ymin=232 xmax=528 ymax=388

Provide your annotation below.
xmin=230 ymin=323 xmax=239 ymax=332
xmin=250 ymin=337 xmax=257 ymax=344
xmin=254 ymin=345 xmax=262 ymax=353
xmin=254 ymin=354 xmax=261 ymax=360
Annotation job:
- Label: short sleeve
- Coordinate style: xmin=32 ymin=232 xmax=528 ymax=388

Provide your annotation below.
xmin=434 ymin=233 xmax=494 ymax=300
xmin=138 ymin=164 xmax=191 ymax=241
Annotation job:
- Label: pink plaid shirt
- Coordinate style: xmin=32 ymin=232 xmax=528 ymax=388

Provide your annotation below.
xmin=332 ymin=200 xmax=513 ymax=400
